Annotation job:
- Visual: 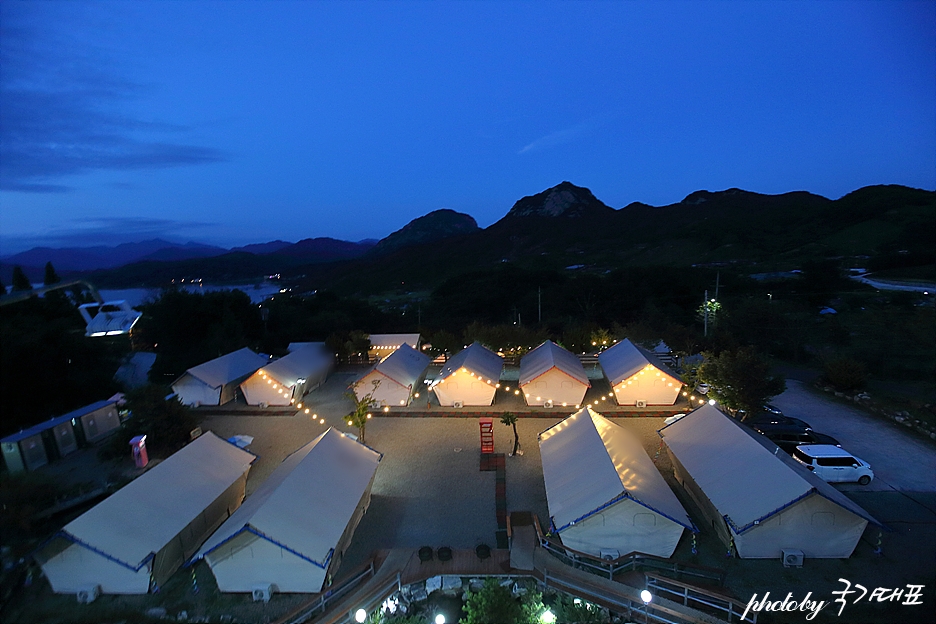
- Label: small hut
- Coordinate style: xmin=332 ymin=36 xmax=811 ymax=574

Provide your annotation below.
xmin=431 ymin=342 xmax=504 ymax=407
xmin=519 ymin=341 xmax=590 ymax=408
xmin=599 ymin=338 xmax=682 ymax=406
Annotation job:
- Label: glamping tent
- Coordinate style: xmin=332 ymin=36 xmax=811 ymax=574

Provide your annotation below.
xmin=599 ymin=339 xmax=682 ymax=406
xmin=172 ymin=348 xmax=269 ymax=407
xmin=367 ymin=333 xmax=421 ymax=361
xmin=1 ymin=399 xmax=123 ymax=474
xmin=519 ymin=341 xmax=590 ymax=408
xmin=240 ymin=344 xmax=334 ymax=406
xmin=194 ymin=428 xmax=381 ymax=595
xmin=660 ymin=404 xmax=881 ymax=559
xmin=431 ymin=342 xmax=504 ymax=407
xmin=35 ymin=432 xmax=255 ymax=594
xmin=539 ymin=407 xmax=695 ymax=559
xmin=354 ymin=343 xmax=430 ymax=407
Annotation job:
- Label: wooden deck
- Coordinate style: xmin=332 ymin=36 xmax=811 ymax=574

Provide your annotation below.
xmin=400 ymin=548 xmax=512 ymax=584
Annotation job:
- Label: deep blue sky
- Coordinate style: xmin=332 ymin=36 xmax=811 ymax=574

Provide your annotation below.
xmin=1 ymin=0 xmax=934 ymax=255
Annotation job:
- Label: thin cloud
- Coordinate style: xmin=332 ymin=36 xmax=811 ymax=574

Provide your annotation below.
xmin=518 ymin=121 xmax=593 ymax=154
xmin=0 ymin=6 xmax=225 ymax=193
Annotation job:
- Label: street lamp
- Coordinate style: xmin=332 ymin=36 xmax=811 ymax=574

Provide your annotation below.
xmin=435 ymin=614 xmax=446 ymax=624
xmin=540 ymin=609 xmax=556 ymax=623
xmin=354 ymin=608 xmax=367 ymax=623
xmin=640 ymin=589 xmax=653 ymax=623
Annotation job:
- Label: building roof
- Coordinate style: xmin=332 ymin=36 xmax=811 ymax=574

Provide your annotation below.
xmin=1 ymin=399 xmax=120 ymax=444
xmin=598 ymin=338 xmax=682 ymax=386
xmin=258 ymin=344 xmax=333 ymax=387
xmin=539 ymin=407 xmax=694 ymax=533
xmin=519 ymin=341 xmax=590 ymax=387
xmin=182 ymin=348 xmax=269 ymax=389
xmin=659 ymin=404 xmax=881 ymax=533
xmin=367 ymin=333 xmax=421 ymax=349
xmin=61 ymin=432 xmax=255 ymax=570
xmin=368 ymin=343 xmax=431 ymax=388
xmin=196 ymin=428 xmax=381 ymax=568
xmin=437 ymin=342 xmax=504 ymax=383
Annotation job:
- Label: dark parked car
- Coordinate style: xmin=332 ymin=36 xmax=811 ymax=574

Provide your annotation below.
xmin=758 ymin=428 xmax=841 ymax=454
xmin=742 ymin=412 xmax=812 ymax=430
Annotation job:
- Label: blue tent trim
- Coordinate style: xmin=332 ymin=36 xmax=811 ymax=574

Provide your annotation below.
xmin=59 ymin=531 xmax=153 ymax=572
xmin=246 ymin=526 xmax=333 ymax=570
xmin=725 ymin=489 xmax=815 ymax=535
xmin=185 ymin=526 xmax=250 ymax=566
xmin=552 ymin=491 xmax=697 ymax=535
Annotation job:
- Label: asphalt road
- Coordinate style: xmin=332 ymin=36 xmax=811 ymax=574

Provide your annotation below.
xmin=770 ymin=380 xmax=936 ymax=493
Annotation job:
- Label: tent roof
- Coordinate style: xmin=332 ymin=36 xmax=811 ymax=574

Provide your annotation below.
xmin=598 ymin=339 xmax=681 ymax=386
xmin=62 ymin=432 xmax=255 ymax=569
xmin=368 ymin=343 xmax=430 ymax=388
xmin=183 ymin=348 xmax=269 ymax=389
xmin=368 ymin=333 xmax=420 ymax=349
xmin=197 ymin=428 xmax=381 ymax=566
xmin=437 ymin=342 xmax=504 ymax=383
xmin=660 ymin=404 xmax=881 ymax=532
xmin=257 ymin=344 xmax=333 ymax=387
xmin=2 ymin=399 xmax=120 ymax=444
xmin=539 ymin=407 xmax=694 ymax=533
xmin=520 ymin=341 xmax=590 ymax=387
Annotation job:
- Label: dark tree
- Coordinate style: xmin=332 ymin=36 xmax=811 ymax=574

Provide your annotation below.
xmin=11 ymin=266 xmax=32 ymax=291
xmin=43 ymin=262 xmax=61 ymax=286
xmin=700 ymin=346 xmax=786 ymax=414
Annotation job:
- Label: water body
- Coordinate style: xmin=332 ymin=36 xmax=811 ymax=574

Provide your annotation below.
xmin=98 ymin=283 xmax=286 ymax=307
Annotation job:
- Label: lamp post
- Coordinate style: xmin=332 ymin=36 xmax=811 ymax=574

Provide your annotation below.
xmin=640 ymin=589 xmax=653 ymax=624
xmin=354 ymin=608 xmax=367 ymax=623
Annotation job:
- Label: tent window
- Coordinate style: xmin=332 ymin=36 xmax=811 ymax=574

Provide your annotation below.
xmin=535 ymin=381 xmax=547 ymax=390
xmin=634 ymin=513 xmax=656 ymax=526
xmin=561 ymin=381 xmax=573 ymax=389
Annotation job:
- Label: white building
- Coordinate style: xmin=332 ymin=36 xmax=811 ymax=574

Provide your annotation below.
xmin=431 ymin=342 xmax=504 ymax=407
xmin=539 ymin=407 xmax=695 ymax=559
xmin=194 ymin=428 xmax=381 ymax=594
xmin=172 ymin=348 xmax=269 ymax=406
xmin=660 ymin=404 xmax=882 ymax=559
xmin=354 ymin=343 xmax=430 ymax=407
xmin=240 ymin=344 xmax=333 ymax=406
xmin=599 ymin=338 xmax=682 ymax=406
xmin=35 ymin=432 xmax=255 ymax=594
xmin=519 ymin=341 xmax=590 ymax=408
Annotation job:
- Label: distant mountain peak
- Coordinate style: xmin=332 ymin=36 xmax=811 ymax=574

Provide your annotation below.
xmin=370 ymin=209 xmax=479 ymax=256
xmin=506 ymin=181 xmax=613 ymax=218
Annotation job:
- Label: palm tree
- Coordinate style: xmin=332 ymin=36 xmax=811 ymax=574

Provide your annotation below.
xmin=345 ymin=379 xmax=380 ymax=443
xmin=500 ymin=412 xmax=521 ymax=456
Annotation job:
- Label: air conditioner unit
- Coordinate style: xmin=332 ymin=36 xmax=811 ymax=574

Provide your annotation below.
xmin=782 ymin=549 xmax=804 ymax=568
xmin=599 ymin=549 xmax=619 ymax=561
xmin=252 ymin=584 xmax=274 ymax=602
xmin=189 ymin=427 xmax=202 ymax=440
xmin=77 ymin=585 xmax=101 ymax=604
xmin=635 ymin=400 xmax=648 ymax=408
xmin=453 ymin=401 xmax=464 ymax=408
xmin=543 ymin=400 xmax=554 ymax=408
xmin=259 ymin=402 xmax=268 ymax=408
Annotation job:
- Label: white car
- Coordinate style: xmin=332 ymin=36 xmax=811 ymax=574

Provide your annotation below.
xmin=793 ymin=445 xmax=874 ymax=485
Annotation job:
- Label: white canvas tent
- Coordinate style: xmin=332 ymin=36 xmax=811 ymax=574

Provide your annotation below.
xmin=354 ymin=343 xmax=430 ymax=407
xmin=240 ymin=344 xmax=334 ymax=406
xmin=35 ymin=432 xmax=255 ymax=594
xmin=431 ymin=342 xmax=504 ymax=407
xmin=367 ymin=333 xmax=421 ymax=361
xmin=194 ymin=428 xmax=381 ymax=594
xmin=599 ymin=339 xmax=682 ymax=406
xmin=519 ymin=341 xmax=590 ymax=407
xmin=539 ymin=407 xmax=694 ymax=559
xmin=172 ymin=348 xmax=269 ymax=406
xmin=660 ymin=404 xmax=882 ymax=559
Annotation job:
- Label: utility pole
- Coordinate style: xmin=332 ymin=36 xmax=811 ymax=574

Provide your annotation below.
xmin=703 ymin=290 xmax=709 ymax=337
xmin=538 ymin=287 xmax=542 ymax=324
xmin=715 ymin=272 xmax=720 ymax=301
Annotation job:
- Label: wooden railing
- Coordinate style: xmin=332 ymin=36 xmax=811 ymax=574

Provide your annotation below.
xmin=275 ymin=559 xmax=377 ymax=624
xmin=646 ymin=573 xmax=755 ymax=623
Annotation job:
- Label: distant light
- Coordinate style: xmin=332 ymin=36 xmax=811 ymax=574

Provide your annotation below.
xmin=641 ymin=589 xmax=653 ymax=604
xmin=355 ymin=609 xmax=367 ymax=623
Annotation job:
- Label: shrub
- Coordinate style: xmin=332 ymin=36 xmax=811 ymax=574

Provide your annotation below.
xmin=822 ymin=356 xmax=868 ymax=392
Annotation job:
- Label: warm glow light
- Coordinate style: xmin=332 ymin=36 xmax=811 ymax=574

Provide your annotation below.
xmin=297 ymin=403 xmax=302 ymax=409
xmin=368 ymin=413 xmax=373 ymax=419
xmin=305 ymin=408 xmax=310 ymax=414
xmin=320 ymin=418 xmax=325 ymax=424
xmin=383 ymin=406 xmax=389 ymax=412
